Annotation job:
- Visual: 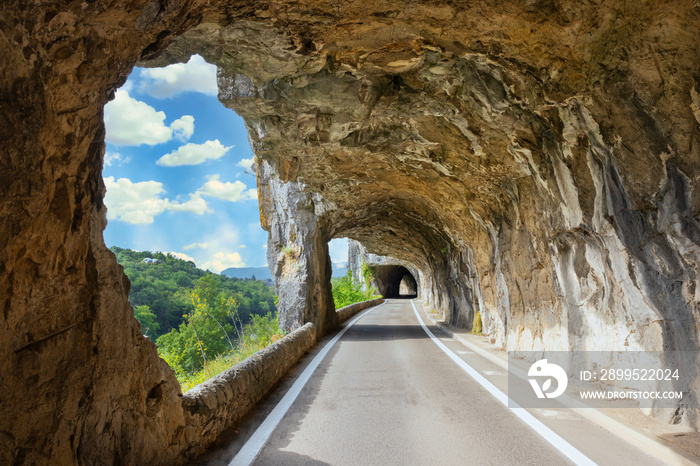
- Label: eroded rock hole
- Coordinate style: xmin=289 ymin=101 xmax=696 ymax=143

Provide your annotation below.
xmin=101 ymin=55 xmax=277 ymax=390
xmin=373 ymin=265 xmax=418 ymax=298
xmin=398 ymin=273 xmax=417 ymax=297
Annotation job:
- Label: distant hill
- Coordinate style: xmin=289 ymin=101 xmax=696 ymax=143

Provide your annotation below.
xmin=110 ymin=247 xmax=276 ymax=339
xmin=221 ymin=266 xmax=272 ymax=280
xmin=222 ymin=262 xmax=348 ymax=280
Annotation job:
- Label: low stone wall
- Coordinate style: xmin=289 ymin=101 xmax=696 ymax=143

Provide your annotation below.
xmin=180 ymin=323 xmax=316 ymax=458
xmin=336 ymin=298 xmax=385 ymax=323
xmin=174 ymin=299 xmax=382 ymax=460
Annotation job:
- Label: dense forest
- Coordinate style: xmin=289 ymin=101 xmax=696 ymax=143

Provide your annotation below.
xmin=112 ymin=247 xmax=276 ymax=338
xmin=113 ymin=247 xmax=377 ymax=390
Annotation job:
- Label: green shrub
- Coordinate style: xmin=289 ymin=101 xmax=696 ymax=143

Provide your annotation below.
xmin=331 ymin=270 xmax=379 ymax=309
xmin=471 ymin=311 xmax=482 ymax=335
xmin=133 ymin=304 xmax=159 ymax=337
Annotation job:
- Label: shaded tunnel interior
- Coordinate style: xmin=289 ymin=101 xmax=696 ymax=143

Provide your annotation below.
xmin=373 ymin=265 xmax=418 ymax=298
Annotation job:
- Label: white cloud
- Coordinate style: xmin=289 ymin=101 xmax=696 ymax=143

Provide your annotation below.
xmin=170 ymin=115 xmax=195 ymax=141
xmin=239 ymin=245 xmax=247 ymax=249
xmin=169 ymin=251 xmax=195 ymax=262
xmin=196 ymin=174 xmax=256 ymax=202
xmin=202 ymin=252 xmax=245 ymax=273
xmin=237 ymin=157 xmax=254 ymax=170
xmin=138 ymin=55 xmax=218 ymax=99
xmin=157 ymin=140 xmax=232 ymax=167
xmin=189 ymin=224 xmax=250 ymax=272
xmin=104 ymin=176 xmax=211 ymax=224
xmin=168 ymin=193 xmax=211 ymax=215
xmin=104 ymin=176 xmax=169 ymax=224
xmin=104 ymin=151 xmax=131 ymax=167
xmin=104 ymin=90 xmax=195 ymax=146
xmin=183 ymin=242 xmax=209 ymax=251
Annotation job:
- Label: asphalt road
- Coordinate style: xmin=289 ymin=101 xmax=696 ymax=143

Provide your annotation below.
xmin=252 ymin=299 xmax=572 ymax=465
xmin=199 ymin=299 xmax=668 ymax=466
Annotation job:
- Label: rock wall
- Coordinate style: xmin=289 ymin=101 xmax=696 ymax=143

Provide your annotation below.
xmin=399 ymin=274 xmax=417 ymax=296
xmin=0 ymin=1 xmax=211 ymax=463
xmin=2 ymin=0 xmax=700 ymax=462
xmin=200 ymin=2 xmax=700 ymax=422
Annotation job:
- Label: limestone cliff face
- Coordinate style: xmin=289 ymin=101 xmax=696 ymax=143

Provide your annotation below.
xmin=195 ymin=3 xmax=700 ymax=354
xmin=154 ymin=0 xmax=700 ymax=424
xmin=0 ymin=1 xmax=207 ymax=463
xmin=1 ymin=0 xmax=700 ymax=463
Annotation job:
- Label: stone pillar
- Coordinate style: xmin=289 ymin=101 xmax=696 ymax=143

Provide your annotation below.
xmin=258 ymin=161 xmax=336 ymax=336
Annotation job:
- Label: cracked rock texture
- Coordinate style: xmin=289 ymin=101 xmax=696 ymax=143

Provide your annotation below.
xmin=1 ymin=0 xmax=700 ymax=463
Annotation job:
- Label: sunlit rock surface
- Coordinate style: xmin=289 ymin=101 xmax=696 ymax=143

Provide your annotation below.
xmin=163 ymin=2 xmax=700 ymax=421
xmin=2 ymin=0 xmax=700 ymax=463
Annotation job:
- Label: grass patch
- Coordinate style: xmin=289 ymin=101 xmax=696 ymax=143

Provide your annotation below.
xmin=179 ymin=336 xmax=282 ymax=392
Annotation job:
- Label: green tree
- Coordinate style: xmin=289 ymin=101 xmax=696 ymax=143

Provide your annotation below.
xmin=134 ymin=304 xmax=159 ymax=337
xmin=110 ymin=247 xmax=277 ymax=339
xmin=111 ymin=247 xmax=279 ymax=376
xmin=156 ymin=282 xmax=244 ymax=375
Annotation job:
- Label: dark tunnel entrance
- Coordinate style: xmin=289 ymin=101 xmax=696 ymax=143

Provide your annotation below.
xmin=373 ymin=265 xmax=418 ymax=298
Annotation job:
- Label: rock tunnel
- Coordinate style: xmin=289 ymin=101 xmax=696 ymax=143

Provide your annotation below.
xmin=2 ymin=0 xmax=700 ymax=463
xmin=372 ymin=265 xmax=418 ymax=298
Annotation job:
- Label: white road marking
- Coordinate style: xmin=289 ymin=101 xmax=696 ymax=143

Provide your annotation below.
xmin=410 ymin=300 xmax=596 ymax=466
xmin=456 ymin=350 xmax=474 ymax=355
xmin=229 ymin=302 xmax=387 ymax=466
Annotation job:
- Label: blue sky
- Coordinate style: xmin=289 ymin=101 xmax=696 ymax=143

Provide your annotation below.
xmin=103 ymin=56 xmax=347 ymax=272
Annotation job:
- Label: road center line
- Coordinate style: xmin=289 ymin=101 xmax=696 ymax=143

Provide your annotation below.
xmin=410 ymin=300 xmax=596 ymax=466
xmin=229 ymin=301 xmax=387 ymax=466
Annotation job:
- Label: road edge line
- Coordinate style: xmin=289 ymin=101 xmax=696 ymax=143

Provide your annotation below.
xmin=229 ymin=301 xmax=387 ymax=466
xmin=410 ymin=300 xmax=596 ymax=466
xmin=413 ymin=300 xmax=696 ymax=466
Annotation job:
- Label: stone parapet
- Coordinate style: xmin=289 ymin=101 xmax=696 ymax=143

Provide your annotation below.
xmin=336 ymin=298 xmax=385 ymax=324
xmin=179 ymin=323 xmax=316 ymax=458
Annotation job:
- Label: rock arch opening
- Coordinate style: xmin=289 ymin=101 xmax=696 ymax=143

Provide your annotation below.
xmin=398 ymin=273 xmax=417 ymax=298
xmin=372 ymin=265 xmax=418 ymax=299
xmin=102 ymin=56 xmax=279 ymax=380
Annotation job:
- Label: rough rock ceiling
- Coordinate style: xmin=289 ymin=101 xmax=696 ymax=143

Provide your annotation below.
xmin=2 ymin=1 xmax=700 ymax=463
